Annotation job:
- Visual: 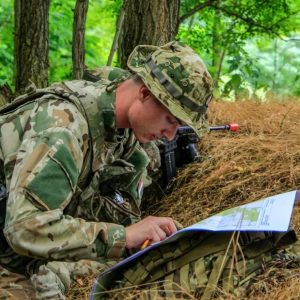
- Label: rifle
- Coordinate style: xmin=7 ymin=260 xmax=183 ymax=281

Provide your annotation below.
xmin=158 ymin=124 xmax=239 ymax=187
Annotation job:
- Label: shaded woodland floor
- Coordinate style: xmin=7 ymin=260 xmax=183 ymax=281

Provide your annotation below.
xmin=67 ymin=99 xmax=300 ymax=299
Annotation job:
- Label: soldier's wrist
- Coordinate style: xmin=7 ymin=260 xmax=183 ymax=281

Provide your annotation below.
xmin=96 ymin=223 xmax=126 ymax=260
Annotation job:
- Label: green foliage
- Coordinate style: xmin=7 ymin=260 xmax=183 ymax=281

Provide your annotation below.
xmin=178 ymin=24 xmax=211 ymax=59
xmin=49 ymin=0 xmax=74 ymax=82
xmin=85 ymin=0 xmax=119 ymax=70
xmin=49 ymin=0 xmax=119 ymax=83
xmin=245 ymin=37 xmax=300 ymax=96
xmin=0 ymin=0 xmax=14 ymax=87
xmin=0 ymin=0 xmax=299 ymax=99
xmin=178 ymin=0 xmax=300 ymax=99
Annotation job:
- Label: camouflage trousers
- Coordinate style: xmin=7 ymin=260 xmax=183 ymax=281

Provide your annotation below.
xmin=0 ymin=259 xmax=115 ymax=299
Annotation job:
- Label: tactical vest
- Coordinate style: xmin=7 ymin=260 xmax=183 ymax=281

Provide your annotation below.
xmin=90 ymin=229 xmax=299 ymax=299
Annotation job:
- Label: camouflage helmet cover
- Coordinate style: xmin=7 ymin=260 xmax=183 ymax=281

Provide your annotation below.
xmin=127 ymin=41 xmax=213 ymax=137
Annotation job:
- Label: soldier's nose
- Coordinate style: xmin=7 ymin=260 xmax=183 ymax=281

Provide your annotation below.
xmin=162 ymin=127 xmax=178 ymax=141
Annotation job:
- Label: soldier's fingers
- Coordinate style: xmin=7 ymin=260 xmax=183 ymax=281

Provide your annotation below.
xmin=167 ymin=219 xmax=177 ymax=234
xmin=152 ymin=226 xmax=167 ymax=242
xmin=159 ymin=218 xmax=177 ymax=235
xmin=173 ymin=219 xmax=184 ymax=230
xmin=141 ymin=216 xmax=177 ymax=238
xmin=151 ymin=230 xmax=163 ymax=243
xmin=153 ymin=216 xmax=176 ymax=230
xmin=161 ymin=224 xmax=176 ymax=236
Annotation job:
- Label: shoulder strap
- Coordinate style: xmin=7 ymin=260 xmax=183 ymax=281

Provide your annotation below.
xmin=0 ymin=90 xmax=52 ymax=115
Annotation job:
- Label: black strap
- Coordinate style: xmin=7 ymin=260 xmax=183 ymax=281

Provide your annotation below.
xmin=0 ymin=185 xmax=9 ymax=252
xmin=146 ymin=57 xmax=209 ymax=115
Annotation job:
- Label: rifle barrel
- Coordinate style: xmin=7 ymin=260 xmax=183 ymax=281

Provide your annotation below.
xmin=209 ymin=123 xmax=239 ymax=132
xmin=209 ymin=125 xmax=230 ymax=131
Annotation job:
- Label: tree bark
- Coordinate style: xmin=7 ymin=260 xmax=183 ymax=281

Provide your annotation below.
xmin=72 ymin=0 xmax=89 ymax=79
xmin=0 ymin=84 xmax=13 ymax=106
xmin=119 ymin=0 xmax=180 ymax=68
xmin=107 ymin=0 xmax=127 ymax=66
xmin=14 ymin=0 xmax=50 ymax=94
xmin=272 ymin=38 xmax=278 ymax=91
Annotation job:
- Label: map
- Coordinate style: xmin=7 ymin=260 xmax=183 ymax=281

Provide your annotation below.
xmin=185 ymin=190 xmax=299 ymax=232
xmin=94 ymin=190 xmax=300 ymax=274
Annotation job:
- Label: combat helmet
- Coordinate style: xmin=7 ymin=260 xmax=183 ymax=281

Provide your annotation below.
xmin=127 ymin=41 xmax=213 ymax=137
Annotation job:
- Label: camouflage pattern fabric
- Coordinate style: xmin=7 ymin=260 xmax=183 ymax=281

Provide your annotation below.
xmin=0 ymin=79 xmax=149 ymax=296
xmin=91 ymin=230 xmax=300 ymax=299
xmin=0 ymin=260 xmax=114 ymax=299
xmin=30 ymin=259 xmax=116 ymax=299
xmin=83 ymin=66 xmax=130 ymax=83
xmin=0 ymin=265 xmax=36 ymax=299
xmin=128 ymin=41 xmax=213 ymax=137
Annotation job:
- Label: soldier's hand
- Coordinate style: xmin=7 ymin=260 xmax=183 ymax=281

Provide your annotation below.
xmin=125 ymin=216 xmax=177 ymax=249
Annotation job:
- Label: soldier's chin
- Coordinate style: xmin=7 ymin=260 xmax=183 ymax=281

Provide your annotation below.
xmin=135 ymin=133 xmax=150 ymax=143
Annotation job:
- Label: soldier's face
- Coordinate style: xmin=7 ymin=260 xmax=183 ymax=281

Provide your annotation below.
xmin=128 ymin=88 xmax=180 ymax=143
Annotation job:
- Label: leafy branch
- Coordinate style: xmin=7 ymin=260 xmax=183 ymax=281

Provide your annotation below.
xmin=180 ymin=0 xmax=299 ymax=38
xmin=209 ymin=3 xmax=300 ymax=37
xmin=179 ymin=0 xmax=218 ymax=23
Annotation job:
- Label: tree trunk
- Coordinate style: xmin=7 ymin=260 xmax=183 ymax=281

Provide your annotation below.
xmin=72 ymin=0 xmax=89 ymax=79
xmin=0 ymin=84 xmax=13 ymax=106
xmin=119 ymin=0 xmax=180 ymax=68
xmin=107 ymin=0 xmax=127 ymax=66
xmin=272 ymin=38 xmax=278 ymax=91
xmin=14 ymin=0 xmax=50 ymax=94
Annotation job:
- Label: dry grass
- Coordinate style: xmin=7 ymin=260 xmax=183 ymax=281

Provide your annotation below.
xmin=67 ymin=99 xmax=300 ymax=300
xmin=146 ymin=100 xmax=300 ymax=227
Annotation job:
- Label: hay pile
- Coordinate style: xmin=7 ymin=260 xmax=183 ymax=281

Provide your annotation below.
xmin=147 ymin=100 xmax=300 ymax=228
xmin=67 ymin=99 xmax=300 ymax=299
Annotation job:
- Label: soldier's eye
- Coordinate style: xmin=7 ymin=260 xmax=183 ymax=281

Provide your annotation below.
xmin=167 ymin=115 xmax=181 ymax=125
xmin=176 ymin=117 xmax=184 ymax=125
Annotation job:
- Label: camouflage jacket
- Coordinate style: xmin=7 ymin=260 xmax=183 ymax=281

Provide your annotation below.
xmin=0 ymin=79 xmax=149 ymax=273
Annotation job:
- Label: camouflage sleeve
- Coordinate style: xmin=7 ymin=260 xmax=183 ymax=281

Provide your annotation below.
xmin=119 ymin=142 xmax=150 ymax=206
xmin=3 ymin=99 xmax=126 ymax=261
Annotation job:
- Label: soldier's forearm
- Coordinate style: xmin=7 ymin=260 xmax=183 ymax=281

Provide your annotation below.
xmin=4 ymin=208 xmax=126 ymax=261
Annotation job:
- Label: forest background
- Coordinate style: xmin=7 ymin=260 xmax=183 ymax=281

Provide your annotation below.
xmin=0 ymin=0 xmax=299 ymax=102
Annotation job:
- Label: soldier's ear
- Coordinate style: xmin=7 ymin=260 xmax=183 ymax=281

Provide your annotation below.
xmin=139 ymin=85 xmax=151 ymax=102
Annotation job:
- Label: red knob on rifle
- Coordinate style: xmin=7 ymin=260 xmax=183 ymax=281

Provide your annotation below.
xmin=228 ymin=123 xmax=239 ymax=132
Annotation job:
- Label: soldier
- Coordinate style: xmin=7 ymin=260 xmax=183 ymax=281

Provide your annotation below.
xmin=0 ymin=41 xmax=213 ymax=299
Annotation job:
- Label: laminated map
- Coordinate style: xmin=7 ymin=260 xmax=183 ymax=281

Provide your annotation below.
xmin=95 ymin=190 xmax=300 ymax=275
